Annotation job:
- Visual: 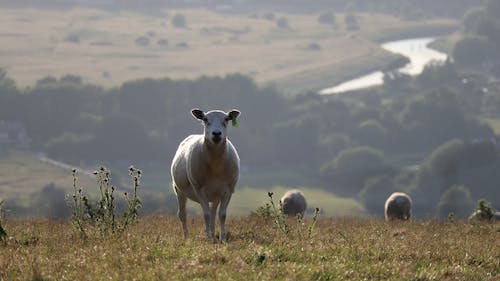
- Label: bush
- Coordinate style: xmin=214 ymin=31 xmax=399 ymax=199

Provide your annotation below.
xmin=276 ymin=17 xmax=289 ymax=29
xmin=263 ymin=12 xmax=275 ymax=21
xmin=157 ymin=39 xmax=168 ymax=46
xmin=306 ymin=43 xmax=321 ymax=51
xmin=318 ymin=12 xmax=336 ymax=26
xmin=436 ymin=185 xmax=474 ymax=219
xmin=64 ymin=33 xmax=80 ymax=43
xmin=345 ymin=14 xmax=360 ymax=31
xmin=172 ymin=13 xmax=186 ymax=28
xmin=176 ymin=42 xmax=189 ymax=49
xmin=134 ymin=36 xmax=150 ymax=47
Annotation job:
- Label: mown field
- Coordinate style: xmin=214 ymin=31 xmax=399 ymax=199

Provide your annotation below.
xmin=0 ymin=8 xmax=457 ymax=94
xmin=0 ymin=216 xmax=498 ymax=280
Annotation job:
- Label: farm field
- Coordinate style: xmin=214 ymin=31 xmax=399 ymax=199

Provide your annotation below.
xmin=0 ymin=216 xmax=498 ymax=280
xmin=0 ymin=8 xmax=457 ymax=94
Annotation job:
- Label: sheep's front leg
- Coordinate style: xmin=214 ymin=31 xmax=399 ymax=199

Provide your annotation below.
xmin=210 ymin=200 xmax=220 ymax=239
xmin=218 ymin=191 xmax=232 ymax=242
xmin=197 ymin=190 xmax=213 ymax=239
xmin=176 ymin=191 xmax=188 ymax=238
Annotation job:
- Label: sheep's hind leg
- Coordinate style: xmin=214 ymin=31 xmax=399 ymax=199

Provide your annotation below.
xmin=176 ymin=191 xmax=188 ymax=238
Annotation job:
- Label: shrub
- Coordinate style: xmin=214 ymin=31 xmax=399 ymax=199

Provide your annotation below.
xmin=64 ymin=33 xmax=80 ymax=43
xmin=172 ymin=13 xmax=186 ymax=28
xmin=176 ymin=42 xmax=189 ymax=49
xmin=157 ymin=39 xmax=168 ymax=46
xmin=345 ymin=13 xmax=360 ymax=31
xmin=134 ymin=36 xmax=150 ymax=47
xmin=306 ymin=43 xmax=321 ymax=51
xmin=263 ymin=12 xmax=275 ymax=21
xmin=276 ymin=17 xmax=289 ymax=29
xmin=318 ymin=12 xmax=336 ymax=26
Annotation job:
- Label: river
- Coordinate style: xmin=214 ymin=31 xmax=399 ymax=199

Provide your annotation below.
xmin=319 ymin=37 xmax=448 ymax=95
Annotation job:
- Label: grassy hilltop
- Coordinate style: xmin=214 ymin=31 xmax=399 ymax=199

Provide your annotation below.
xmin=0 ymin=216 xmax=498 ymax=280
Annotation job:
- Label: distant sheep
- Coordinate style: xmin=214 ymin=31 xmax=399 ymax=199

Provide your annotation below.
xmin=171 ymin=108 xmax=241 ymax=241
xmin=281 ymin=190 xmax=307 ymax=217
xmin=384 ymin=192 xmax=412 ymax=221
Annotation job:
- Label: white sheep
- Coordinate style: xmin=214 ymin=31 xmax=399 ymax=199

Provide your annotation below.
xmin=384 ymin=192 xmax=412 ymax=221
xmin=171 ymin=108 xmax=240 ymax=241
xmin=281 ymin=189 xmax=307 ymax=217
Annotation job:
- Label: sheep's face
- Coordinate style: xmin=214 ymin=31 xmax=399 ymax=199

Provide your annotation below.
xmin=192 ymin=109 xmax=240 ymax=145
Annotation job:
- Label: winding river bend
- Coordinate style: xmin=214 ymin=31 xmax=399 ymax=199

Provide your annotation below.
xmin=319 ymin=37 xmax=448 ymax=95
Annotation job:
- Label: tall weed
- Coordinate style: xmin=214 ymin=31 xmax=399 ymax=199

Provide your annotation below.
xmin=67 ymin=166 xmax=142 ymax=237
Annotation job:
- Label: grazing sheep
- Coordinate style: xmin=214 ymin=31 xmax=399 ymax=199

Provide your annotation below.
xmin=171 ymin=108 xmax=240 ymax=241
xmin=384 ymin=192 xmax=412 ymax=221
xmin=281 ymin=190 xmax=307 ymax=217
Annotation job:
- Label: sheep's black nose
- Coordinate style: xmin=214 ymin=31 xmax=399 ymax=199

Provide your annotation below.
xmin=212 ymin=131 xmax=222 ymax=137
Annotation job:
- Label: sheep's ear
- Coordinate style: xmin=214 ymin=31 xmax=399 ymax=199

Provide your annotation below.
xmin=191 ymin=108 xmax=205 ymax=120
xmin=226 ymin=109 xmax=240 ymax=120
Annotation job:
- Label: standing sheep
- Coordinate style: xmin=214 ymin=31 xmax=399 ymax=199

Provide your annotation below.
xmin=384 ymin=192 xmax=412 ymax=221
xmin=281 ymin=189 xmax=307 ymax=217
xmin=171 ymin=108 xmax=240 ymax=241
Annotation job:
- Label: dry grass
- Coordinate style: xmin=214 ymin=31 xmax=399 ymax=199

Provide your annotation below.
xmin=0 ymin=216 xmax=498 ymax=280
xmin=0 ymin=8 xmax=457 ymax=94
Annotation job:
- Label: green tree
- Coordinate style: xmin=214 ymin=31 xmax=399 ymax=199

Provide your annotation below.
xmin=436 ymin=185 xmax=474 ymax=219
xmin=321 ymin=146 xmax=388 ymax=196
xmin=452 ymin=36 xmax=495 ymax=67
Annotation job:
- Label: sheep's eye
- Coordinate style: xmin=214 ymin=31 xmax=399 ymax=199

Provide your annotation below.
xmin=202 ymin=117 xmax=208 ymax=122
xmin=222 ymin=122 xmax=227 ymax=127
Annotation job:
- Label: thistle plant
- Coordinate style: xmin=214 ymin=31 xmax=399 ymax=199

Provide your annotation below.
xmin=307 ymin=207 xmax=320 ymax=238
xmin=0 ymin=200 xmax=7 ymax=243
xmin=267 ymin=192 xmax=290 ymax=236
xmin=265 ymin=192 xmax=320 ymax=240
xmin=67 ymin=169 xmax=92 ymax=237
xmin=93 ymin=166 xmax=117 ymax=233
xmin=67 ymin=166 xmax=143 ymax=236
xmin=122 ymin=165 xmax=143 ymax=229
